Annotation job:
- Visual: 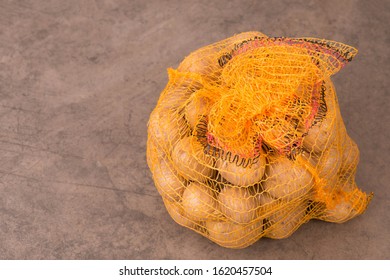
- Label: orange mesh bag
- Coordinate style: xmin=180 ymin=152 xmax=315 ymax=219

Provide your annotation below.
xmin=146 ymin=31 xmax=373 ymax=249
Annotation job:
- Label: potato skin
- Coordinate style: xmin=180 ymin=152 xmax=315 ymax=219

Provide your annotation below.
xmin=264 ymin=201 xmax=308 ymax=239
xmin=256 ymin=191 xmax=278 ymax=218
xmin=339 ymin=135 xmax=360 ymax=175
xmin=185 ymin=95 xmax=211 ymax=130
xmin=164 ymin=200 xmax=197 ymax=229
xmin=153 ymin=159 xmax=186 ymax=202
xmin=218 ymin=186 xmax=259 ymax=224
xmin=216 ymin=154 xmax=266 ymax=186
xmin=147 ymin=109 xmax=189 ymax=151
xmin=182 ymin=182 xmax=217 ymax=221
xmin=206 ymin=219 xmax=263 ymax=249
xmin=302 ymin=145 xmax=342 ymax=192
xmin=171 ymin=136 xmax=215 ymax=182
xmin=303 ymin=114 xmax=338 ymax=154
xmin=263 ymin=157 xmax=314 ymax=201
xmin=322 ymin=200 xmax=355 ymax=223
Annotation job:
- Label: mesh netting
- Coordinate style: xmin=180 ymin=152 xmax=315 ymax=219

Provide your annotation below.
xmin=146 ymin=31 xmax=373 ymax=249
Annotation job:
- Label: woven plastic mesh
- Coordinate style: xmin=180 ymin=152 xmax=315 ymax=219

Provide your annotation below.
xmin=146 ymin=31 xmax=373 ymax=249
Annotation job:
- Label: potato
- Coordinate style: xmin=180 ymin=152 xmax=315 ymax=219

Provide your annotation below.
xmin=171 ymin=136 xmax=215 ymax=182
xmin=321 ymin=191 xmax=360 ymax=223
xmin=263 ymin=157 xmax=314 ymax=201
xmin=184 ymin=93 xmax=211 ymax=130
xmin=153 ymin=159 xmax=186 ymax=202
xmin=336 ymin=176 xmax=357 ymax=193
xmin=322 ymin=200 xmax=355 ymax=223
xmin=302 ymin=145 xmax=342 ymax=192
xmin=303 ymin=114 xmax=338 ymax=153
xmin=339 ymin=135 xmax=360 ymax=175
xmin=316 ymin=146 xmax=342 ymax=179
xmin=164 ymin=200 xmax=197 ymax=228
xmin=330 ymin=134 xmax=360 ymax=193
xmin=216 ymin=154 xmax=266 ymax=186
xmin=256 ymin=191 xmax=278 ymax=218
xmin=218 ymin=186 xmax=259 ymax=224
xmin=318 ymin=176 xmax=373 ymax=223
xmin=206 ymin=219 xmax=263 ymax=249
xmin=302 ymin=86 xmax=338 ymax=153
xmin=146 ymin=137 xmax=166 ymax=170
xmin=159 ymin=71 xmax=203 ymax=111
xmin=147 ymin=109 xmax=189 ymax=151
xmin=182 ymin=181 xmax=217 ymax=221
xmin=296 ymin=146 xmax=341 ymax=193
xmin=264 ymin=201 xmax=307 ymax=239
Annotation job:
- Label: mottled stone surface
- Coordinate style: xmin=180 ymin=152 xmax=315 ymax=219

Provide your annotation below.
xmin=0 ymin=0 xmax=388 ymax=259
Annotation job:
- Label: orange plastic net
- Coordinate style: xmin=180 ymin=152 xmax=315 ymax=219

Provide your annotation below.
xmin=146 ymin=31 xmax=373 ymax=249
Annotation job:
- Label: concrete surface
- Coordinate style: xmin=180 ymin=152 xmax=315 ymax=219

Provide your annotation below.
xmin=0 ymin=0 xmax=389 ymax=259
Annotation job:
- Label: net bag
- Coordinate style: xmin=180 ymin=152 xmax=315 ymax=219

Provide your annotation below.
xmin=146 ymin=31 xmax=373 ymax=249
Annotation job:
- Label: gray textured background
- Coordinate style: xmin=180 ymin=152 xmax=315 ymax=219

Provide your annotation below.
xmin=0 ymin=0 xmax=389 ymax=259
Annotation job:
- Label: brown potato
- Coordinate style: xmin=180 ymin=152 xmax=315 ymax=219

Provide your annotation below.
xmin=164 ymin=200 xmax=197 ymax=228
xmin=303 ymin=145 xmax=342 ymax=192
xmin=323 ymin=201 xmax=355 ymax=222
xmin=206 ymin=219 xmax=263 ymax=249
xmin=265 ymin=201 xmax=307 ymax=239
xmin=302 ymin=84 xmax=338 ymax=153
xmin=316 ymin=146 xmax=342 ymax=180
xmin=303 ymin=114 xmax=338 ymax=154
xmin=147 ymin=109 xmax=189 ymax=151
xmin=321 ymin=187 xmax=371 ymax=223
xmin=146 ymin=136 xmax=166 ymax=170
xmin=216 ymin=154 xmax=266 ymax=186
xmin=336 ymin=176 xmax=357 ymax=193
xmin=153 ymin=159 xmax=186 ymax=202
xmin=263 ymin=157 xmax=314 ymax=201
xmin=184 ymin=94 xmax=211 ymax=130
xmin=256 ymin=191 xmax=278 ymax=219
xmin=339 ymin=135 xmax=360 ymax=175
xmin=171 ymin=136 xmax=215 ymax=182
xmin=218 ymin=186 xmax=259 ymax=224
xmin=182 ymin=181 xmax=217 ymax=221
xmin=159 ymin=71 xmax=203 ymax=111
